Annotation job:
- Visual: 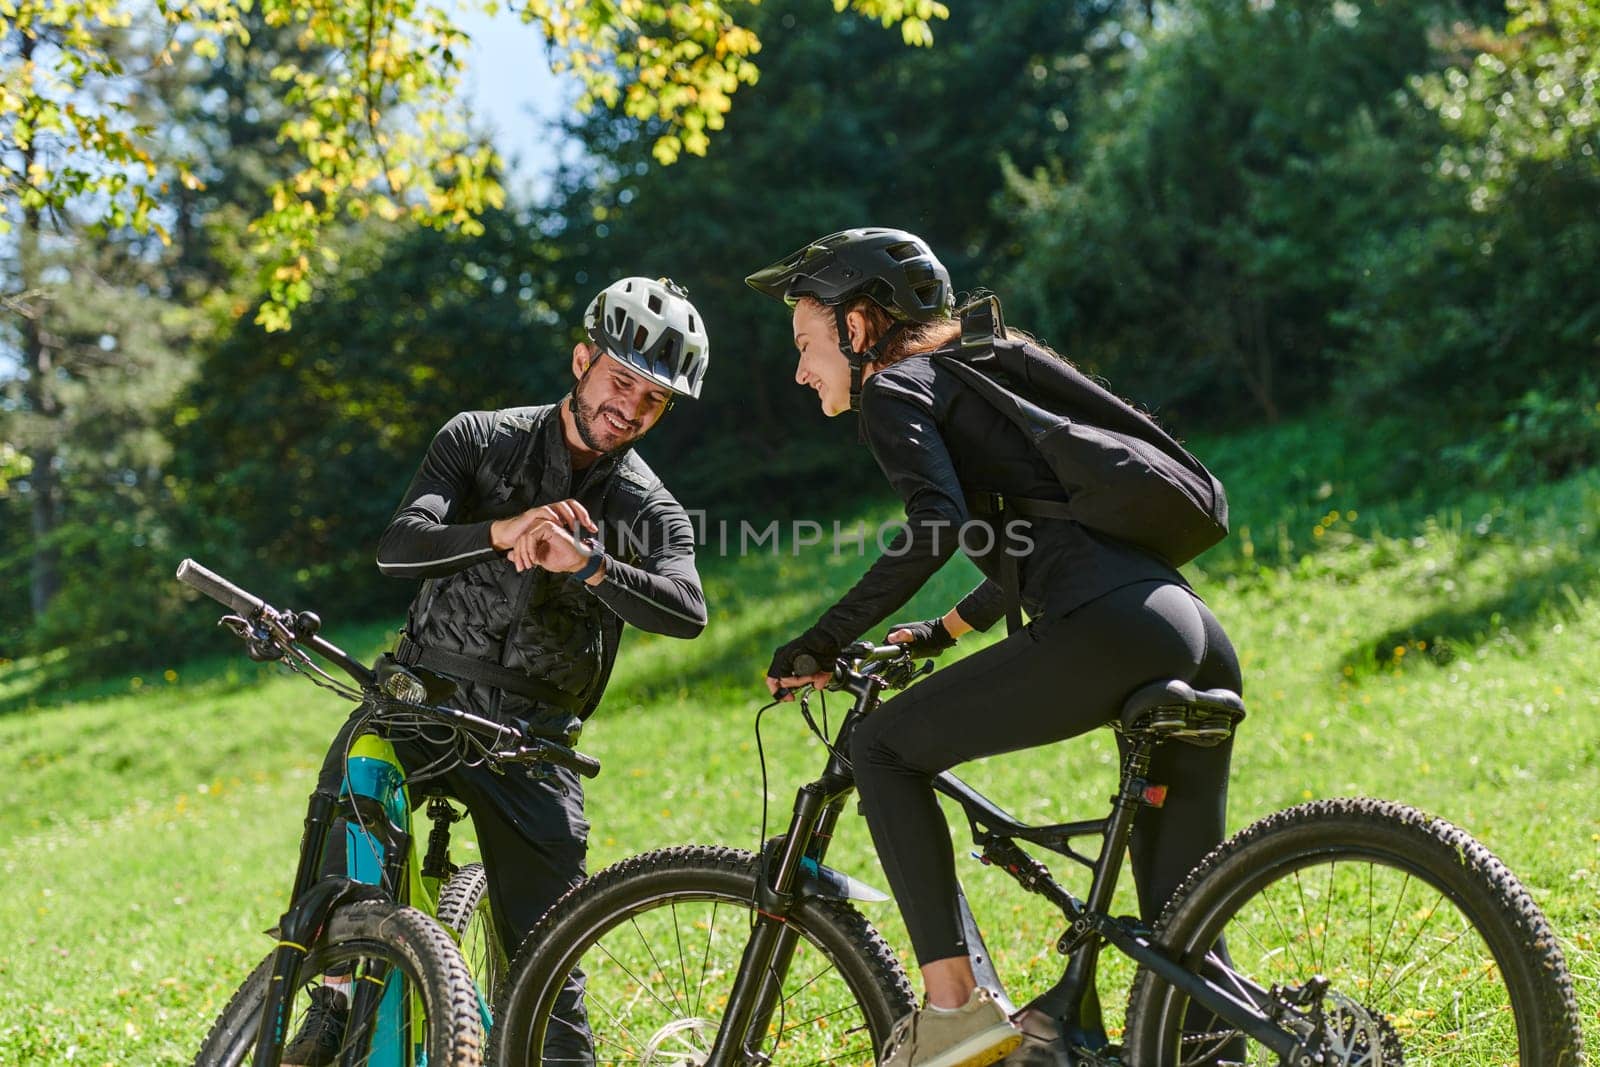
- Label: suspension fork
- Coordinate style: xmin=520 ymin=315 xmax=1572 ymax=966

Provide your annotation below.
xmin=706 ymin=777 xmax=848 ymax=1066
xmin=254 ymin=777 xmax=412 ymax=1064
xmin=256 ymin=786 xmax=354 ymax=1064
xmin=709 ymin=681 xmax=877 ymax=1066
xmin=740 ymin=794 xmax=850 ymax=1055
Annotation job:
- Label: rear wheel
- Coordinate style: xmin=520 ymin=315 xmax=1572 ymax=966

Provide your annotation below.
xmin=490 ymin=845 xmax=915 ymax=1066
xmin=439 ymin=862 xmax=509 ymax=1005
xmin=1124 ymin=798 xmax=1583 ymax=1066
xmin=195 ymin=900 xmax=484 ymax=1066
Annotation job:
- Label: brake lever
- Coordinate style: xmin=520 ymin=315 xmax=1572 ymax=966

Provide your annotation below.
xmin=498 ymin=746 xmax=559 ymax=777
xmin=219 ymin=613 xmax=284 ymax=662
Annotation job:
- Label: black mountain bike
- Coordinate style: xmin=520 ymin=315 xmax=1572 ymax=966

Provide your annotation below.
xmin=488 ymin=642 xmax=1583 ymax=1066
xmin=175 ymin=560 xmax=600 ymax=1066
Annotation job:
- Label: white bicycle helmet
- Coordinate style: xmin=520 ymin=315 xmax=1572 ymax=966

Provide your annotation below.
xmin=582 ymin=277 xmax=709 ymax=399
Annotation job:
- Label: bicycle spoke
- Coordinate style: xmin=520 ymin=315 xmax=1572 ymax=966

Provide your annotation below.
xmin=1291 ymin=866 xmax=1315 ymax=973
xmin=1257 ymin=882 xmax=1306 ymax=978
xmin=791 ymin=1046 xmax=879 ymax=1067
xmin=1372 ymin=888 xmax=1451 ymax=1004
xmin=783 ymin=959 xmax=842 ymax=1004
xmin=593 ymin=937 xmax=687 ymax=1022
xmin=1371 ymin=868 xmax=1410 ymax=995
xmin=776 ymin=1000 xmax=866 ymax=1039
xmin=628 ymin=914 xmax=690 ymax=1016
xmin=671 ymin=901 xmax=693 ymax=1021
xmin=1319 ymin=858 xmax=1335 ymax=978
xmin=1364 ymin=860 xmax=1376 ymax=1003
xmin=694 ymin=900 xmax=721 ymax=1020
xmin=550 ymin=978 xmax=647 ymax=1056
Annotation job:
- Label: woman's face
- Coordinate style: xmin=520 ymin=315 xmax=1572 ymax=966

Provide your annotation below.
xmin=792 ymin=301 xmax=862 ymax=417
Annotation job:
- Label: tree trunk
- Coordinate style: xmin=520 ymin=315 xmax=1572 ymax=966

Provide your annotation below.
xmin=18 ymin=31 xmax=62 ymax=620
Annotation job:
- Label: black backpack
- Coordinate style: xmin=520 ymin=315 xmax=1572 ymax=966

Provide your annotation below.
xmin=931 ymin=298 xmax=1228 ymax=627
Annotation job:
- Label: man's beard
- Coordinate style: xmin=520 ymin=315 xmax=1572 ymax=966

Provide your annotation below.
xmin=570 ymin=371 xmax=646 ymax=454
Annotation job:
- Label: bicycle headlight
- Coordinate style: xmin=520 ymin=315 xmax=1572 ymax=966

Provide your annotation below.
xmin=382 ymin=668 xmax=428 ymax=704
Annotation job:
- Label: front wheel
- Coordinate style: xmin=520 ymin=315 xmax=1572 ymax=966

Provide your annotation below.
xmin=489 ymin=845 xmax=916 ymax=1066
xmin=1124 ymin=798 xmax=1584 ymax=1066
xmin=195 ymin=900 xmax=484 ymax=1066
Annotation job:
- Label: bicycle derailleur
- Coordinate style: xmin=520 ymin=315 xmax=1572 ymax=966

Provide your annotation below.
xmin=1267 ymin=976 xmax=1405 ymax=1066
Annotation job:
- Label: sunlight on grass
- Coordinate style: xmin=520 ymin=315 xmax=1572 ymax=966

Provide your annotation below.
xmin=2 ymin=427 xmax=1596 ymax=1062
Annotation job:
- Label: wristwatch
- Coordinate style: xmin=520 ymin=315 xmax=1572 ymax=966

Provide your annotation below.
xmin=573 ymin=539 xmax=606 ymax=583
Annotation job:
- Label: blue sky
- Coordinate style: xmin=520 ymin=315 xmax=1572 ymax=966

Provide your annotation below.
xmin=454 ymin=5 xmax=577 ymax=201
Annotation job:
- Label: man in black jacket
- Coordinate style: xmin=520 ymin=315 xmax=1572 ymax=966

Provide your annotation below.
xmin=287 ymin=277 xmax=710 ymax=1066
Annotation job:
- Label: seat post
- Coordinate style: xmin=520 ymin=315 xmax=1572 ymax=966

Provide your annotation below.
xmin=1084 ymin=737 xmax=1157 ymax=918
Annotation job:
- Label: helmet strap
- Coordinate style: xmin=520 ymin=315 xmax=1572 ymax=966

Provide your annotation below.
xmin=833 ymin=306 xmax=907 ymax=414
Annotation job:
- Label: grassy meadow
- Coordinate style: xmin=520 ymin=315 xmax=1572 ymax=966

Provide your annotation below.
xmin=1 ymin=415 xmax=1597 ymax=1063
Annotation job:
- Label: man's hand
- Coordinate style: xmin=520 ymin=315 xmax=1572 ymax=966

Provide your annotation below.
xmin=491 ymin=499 xmax=597 ymax=552
xmin=509 ymin=523 xmax=605 ymax=582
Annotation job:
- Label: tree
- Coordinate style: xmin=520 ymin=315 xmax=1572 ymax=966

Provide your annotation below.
xmin=169 ymin=206 xmax=570 ymax=623
xmin=1338 ymin=0 xmax=1600 ymax=441
xmin=1 ymin=13 xmax=198 ymax=632
xmin=1000 ymin=0 xmax=1496 ymax=425
xmin=3 ymin=0 xmax=948 ymax=330
xmin=1 ymin=0 xmax=947 ymax=644
xmin=540 ymin=0 xmax=1147 ymax=509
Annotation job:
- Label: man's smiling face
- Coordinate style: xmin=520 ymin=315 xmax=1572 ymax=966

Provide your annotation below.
xmin=569 ymin=348 xmax=674 ymax=454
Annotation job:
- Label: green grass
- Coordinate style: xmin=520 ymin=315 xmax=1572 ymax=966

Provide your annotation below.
xmin=1 ymin=415 xmax=1597 ymax=1063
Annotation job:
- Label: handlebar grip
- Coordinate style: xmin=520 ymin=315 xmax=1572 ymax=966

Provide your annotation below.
xmin=567 ymin=750 xmax=603 ymax=779
xmin=536 ymin=738 xmax=601 ymax=779
xmin=176 ymin=558 xmax=266 ymax=618
xmin=791 ymin=653 xmax=821 ymax=677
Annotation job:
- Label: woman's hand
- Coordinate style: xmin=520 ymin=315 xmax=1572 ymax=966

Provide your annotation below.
xmin=765 ymin=629 xmax=840 ymax=701
xmin=884 ymin=617 xmax=957 ymax=657
xmin=886 ymin=608 xmax=971 ymax=656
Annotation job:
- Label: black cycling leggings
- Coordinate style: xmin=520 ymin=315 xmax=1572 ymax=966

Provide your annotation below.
xmin=849 ymin=579 xmax=1243 ymax=966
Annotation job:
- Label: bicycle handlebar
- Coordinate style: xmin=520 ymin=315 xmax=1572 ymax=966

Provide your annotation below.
xmin=776 ymin=643 xmax=918 ymax=700
xmin=177 ymin=558 xmax=266 ymax=618
xmin=174 ymin=557 xmax=602 ymax=779
xmin=518 ymin=740 xmax=602 ymax=780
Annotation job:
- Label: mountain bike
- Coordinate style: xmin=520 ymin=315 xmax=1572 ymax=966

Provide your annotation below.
xmin=487 ymin=642 xmax=1583 ymax=1066
xmin=174 ymin=559 xmax=601 ymax=1066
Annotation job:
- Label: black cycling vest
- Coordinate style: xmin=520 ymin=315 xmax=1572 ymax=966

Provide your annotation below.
xmin=380 ymin=404 xmax=705 ymax=737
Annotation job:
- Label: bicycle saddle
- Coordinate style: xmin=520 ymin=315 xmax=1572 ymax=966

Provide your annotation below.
xmin=1117 ymin=679 xmax=1246 ymax=747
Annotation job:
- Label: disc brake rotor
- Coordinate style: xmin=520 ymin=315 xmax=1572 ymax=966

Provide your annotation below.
xmin=640 ymin=1015 xmax=717 ymax=1067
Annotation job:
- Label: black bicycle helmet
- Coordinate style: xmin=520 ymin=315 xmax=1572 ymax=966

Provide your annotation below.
xmin=745 ymin=228 xmax=953 ymax=410
xmin=745 ymin=227 xmax=953 ymax=323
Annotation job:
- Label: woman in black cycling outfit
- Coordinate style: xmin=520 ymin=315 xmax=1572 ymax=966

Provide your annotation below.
xmin=749 ymin=228 xmax=1243 ymax=1067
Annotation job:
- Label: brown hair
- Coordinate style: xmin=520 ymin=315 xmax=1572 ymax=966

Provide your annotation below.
xmin=799 ymin=295 xmax=1074 ymax=370
xmin=798 ymin=295 xmax=960 ymax=368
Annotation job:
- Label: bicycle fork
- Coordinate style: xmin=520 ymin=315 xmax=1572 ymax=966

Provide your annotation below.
xmin=253 ymin=780 xmax=412 ymax=1065
xmin=708 ymin=776 xmax=852 ymax=1066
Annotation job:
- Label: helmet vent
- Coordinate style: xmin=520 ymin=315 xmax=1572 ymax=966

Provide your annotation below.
xmin=887 ymin=242 xmax=920 ymax=262
xmin=647 ymin=293 xmax=663 ymax=314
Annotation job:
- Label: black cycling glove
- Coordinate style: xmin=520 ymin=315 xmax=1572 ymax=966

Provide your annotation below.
xmin=884 ymin=617 xmax=956 ymax=657
xmin=767 ymin=627 xmax=841 ymax=681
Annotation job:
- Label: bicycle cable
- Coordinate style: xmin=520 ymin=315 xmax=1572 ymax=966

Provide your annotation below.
xmin=753 ymin=696 xmax=782 ymax=889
